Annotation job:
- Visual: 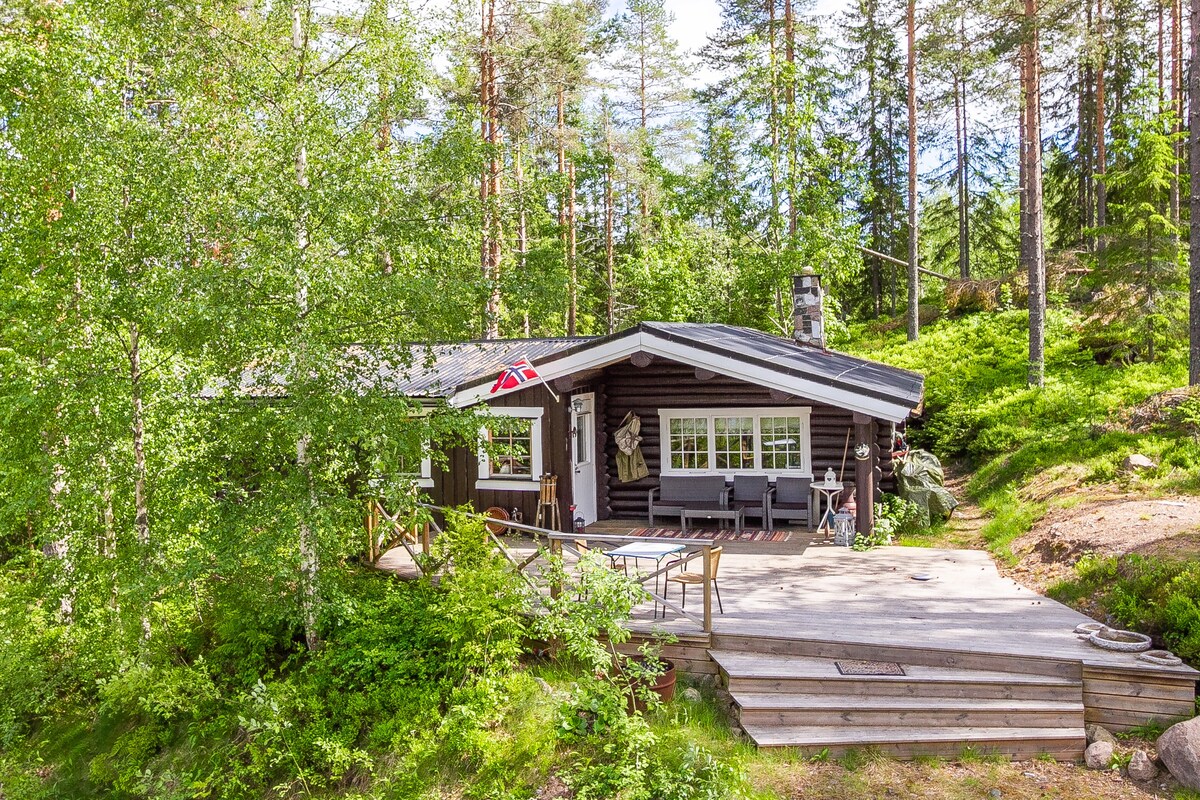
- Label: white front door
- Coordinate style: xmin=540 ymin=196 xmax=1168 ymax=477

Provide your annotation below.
xmin=570 ymin=392 xmax=598 ymax=526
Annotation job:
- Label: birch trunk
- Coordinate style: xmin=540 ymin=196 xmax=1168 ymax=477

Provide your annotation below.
xmin=293 ymin=0 xmax=320 ymax=651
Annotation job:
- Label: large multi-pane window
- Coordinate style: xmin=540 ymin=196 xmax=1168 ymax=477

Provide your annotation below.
xmin=659 ymin=407 xmax=811 ymax=476
xmin=668 ymin=416 xmax=709 ymax=470
xmin=714 ymin=416 xmax=755 ymax=470
xmin=760 ymin=416 xmax=806 ymax=470
xmin=477 ymin=408 xmax=544 ymax=489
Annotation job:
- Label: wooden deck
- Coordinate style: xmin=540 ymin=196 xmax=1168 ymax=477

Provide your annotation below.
xmin=380 ymin=520 xmax=1199 ymax=759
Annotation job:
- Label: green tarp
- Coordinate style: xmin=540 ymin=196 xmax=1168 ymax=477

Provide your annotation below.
xmin=895 ymin=449 xmax=959 ymax=527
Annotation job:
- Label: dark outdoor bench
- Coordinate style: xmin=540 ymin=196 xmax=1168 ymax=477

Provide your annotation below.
xmin=647 ymin=475 xmax=729 ymax=527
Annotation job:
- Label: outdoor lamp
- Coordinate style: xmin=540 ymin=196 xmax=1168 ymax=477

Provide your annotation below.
xmin=571 ymin=396 xmax=585 ymax=413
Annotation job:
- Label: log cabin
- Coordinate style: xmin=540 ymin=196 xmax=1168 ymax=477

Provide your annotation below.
xmin=391 ymin=273 xmax=925 ymax=535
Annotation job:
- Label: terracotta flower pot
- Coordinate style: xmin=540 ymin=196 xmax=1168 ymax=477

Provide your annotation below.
xmin=623 ymin=656 xmax=676 ymax=712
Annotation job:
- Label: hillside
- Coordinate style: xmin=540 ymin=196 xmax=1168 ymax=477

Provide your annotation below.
xmin=848 ymin=307 xmax=1200 ymax=670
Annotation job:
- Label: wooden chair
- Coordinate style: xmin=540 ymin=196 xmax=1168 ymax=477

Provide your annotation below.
xmin=535 ymin=474 xmax=561 ymax=530
xmin=666 ymin=546 xmax=723 ymax=613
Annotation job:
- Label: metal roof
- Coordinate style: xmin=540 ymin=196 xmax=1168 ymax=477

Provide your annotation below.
xmin=448 ymin=322 xmax=924 ymax=413
xmin=637 ymin=322 xmax=925 ymax=409
xmin=344 ymin=337 xmax=592 ymax=398
xmin=211 ymin=323 xmax=924 ymax=416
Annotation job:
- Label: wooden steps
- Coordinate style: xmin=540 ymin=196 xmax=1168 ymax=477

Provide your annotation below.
xmin=712 ymin=649 xmax=1087 ymax=760
xmin=739 ymin=724 xmax=1085 ymax=760
xmin=734 ymin=693 xmax=1084 ymax=729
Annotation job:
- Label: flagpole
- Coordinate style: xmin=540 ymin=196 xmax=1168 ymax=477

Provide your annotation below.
xmin=522 ymin=352 xmax=560 ymax=402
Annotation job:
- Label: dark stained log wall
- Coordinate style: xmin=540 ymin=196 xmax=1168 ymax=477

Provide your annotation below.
xmin=600 ymin=359 xmax=897 ymax=520
xmin=431 ymin=382 xmax=576 ymax=529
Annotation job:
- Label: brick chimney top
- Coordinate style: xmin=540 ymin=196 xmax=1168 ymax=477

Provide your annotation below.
xmin=792 ymin=272 xmax=825 ymax=349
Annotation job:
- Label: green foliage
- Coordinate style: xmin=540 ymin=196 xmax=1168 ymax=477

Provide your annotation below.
xmin=1049 ymin=554 xmax=1200 ymax=664
xmin=871 ymin=493 xmax=924 ymax=542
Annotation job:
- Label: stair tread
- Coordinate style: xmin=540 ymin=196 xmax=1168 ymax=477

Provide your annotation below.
xmin=741 ymin=723 xmax=1086 ymax=748
xmin=710 ymin=650 xmax=1080 ymax=685
xmin=731 ymin=692 xmax=1084 ymax=712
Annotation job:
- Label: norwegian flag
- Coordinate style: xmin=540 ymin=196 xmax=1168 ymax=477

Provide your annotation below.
xmin=490 ymin=358 xmax=541 ymax=393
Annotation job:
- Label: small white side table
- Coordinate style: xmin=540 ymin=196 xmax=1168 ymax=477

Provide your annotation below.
xmin=810 ymin=481 xmax=844 ymax=538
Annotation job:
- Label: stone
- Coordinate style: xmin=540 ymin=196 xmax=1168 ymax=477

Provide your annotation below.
xmin=1122 ymin=454 xmax=1158 ymax=472
xmin=1127 ymin=750 xmax=1159 ymax=782
xmin=1157 ymin=717 xmax=1200 ymax=790
xmin=1085 ymin=741 xmax=1114 ymax=770
xmin=987 ymin=789 xmax=1002 ymax=799
xmin=682 ymin=687 xmax=702 ymax=702
xmin=1086 ymin=724 xmax=1119 ymax=746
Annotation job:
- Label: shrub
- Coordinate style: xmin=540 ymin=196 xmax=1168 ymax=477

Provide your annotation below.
xmin=1050 ymin=554 xmax=1200 ymax=663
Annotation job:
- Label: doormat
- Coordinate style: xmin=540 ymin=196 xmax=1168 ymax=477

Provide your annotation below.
xmin=627 ymin=528 xmax=791 ymax=543
xmin=835 ymin=660 xmax=906 ymax=676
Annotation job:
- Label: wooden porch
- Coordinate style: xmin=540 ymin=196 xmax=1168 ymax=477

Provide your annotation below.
xmin=376 ymin=510 xmax=1198 ymax=760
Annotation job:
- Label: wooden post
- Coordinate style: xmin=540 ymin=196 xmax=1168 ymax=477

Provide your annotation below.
xmin=365 ymin=500 xmax=377 ymax=562
xmin=422 ymin=521 xmax=431 ymax=555
xmin=853 ymin=414 xmax=877 ymax=536
xmin=550 ymin=537 xmax=562 ymax=600
xmin=702 ymin=543 xmax=713 ymax=633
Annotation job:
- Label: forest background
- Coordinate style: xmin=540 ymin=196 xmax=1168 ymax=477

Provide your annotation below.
xmin=2 ymin=0 xmax=1199 ymax=796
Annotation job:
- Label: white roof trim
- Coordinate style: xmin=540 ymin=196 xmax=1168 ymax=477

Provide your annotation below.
xmin=449 ymin=331 xmax=915 ymax=422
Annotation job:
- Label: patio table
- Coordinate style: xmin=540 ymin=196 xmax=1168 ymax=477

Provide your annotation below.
xmin=810 ymin=480 xmax=844 ymax=539
xmin=606 ymin=541 xmax=687 ymax=617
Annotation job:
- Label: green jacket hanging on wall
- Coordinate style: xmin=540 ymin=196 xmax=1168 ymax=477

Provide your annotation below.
xmin=614 ymin=411 xmax=649 ymax=482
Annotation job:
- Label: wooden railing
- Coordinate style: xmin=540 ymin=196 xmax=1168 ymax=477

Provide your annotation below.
xmin=369 ymin=501 xmax=717 ymax=633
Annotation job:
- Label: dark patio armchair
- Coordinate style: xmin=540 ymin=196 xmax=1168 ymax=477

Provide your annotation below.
xmin=731 ymin=474 xmax=772 ymax=529
xmin=770 ymin=476 xmax=812 ymax=528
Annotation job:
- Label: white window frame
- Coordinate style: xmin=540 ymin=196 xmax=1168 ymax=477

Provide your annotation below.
xmin=397 ymin=406 xmax=435 ymax=488
xmin=658 ymin=406 xmax=812 ymax=478
xmin=399 ymin=450 xmax=434 ymax=489
xmin=477 ymin=406 xmax=544 ymax=491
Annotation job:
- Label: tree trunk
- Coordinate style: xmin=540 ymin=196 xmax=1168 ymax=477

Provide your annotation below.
xmin=638 ymin=12 xmax=650 ymax=221
xmin=515 ymin=138 xmax=527 ymax=287
xmin=480 ymin=0 xmax=502 ymax=339
xmin=906 ymin=0 xmax=919 ymax=341
xmin=1189 ymin=0 xmax=1200 ymax=383
xmin=605 ymin=110 xmax=616 ymax=334
xmin=1080 ymin=42 xmax=1095 ymax=249
xmin=1170 ymin=0 xmax=1182 ymax=229
xmin=567 ymin=159 xmax=578 ymax=336
xmin=955 ymin=75 xmax=969 ymax=279
xmin=292 ymin=0 xmax=320 ymax=651
xmin=768 ymin=0 xmax=781 ymax=248
xmin=129 ymin=321 xmax=149 ymax=547
xmin=785 ymin=0 xmax=797 ymax=240
xmin=1096 ymin=0 xmax=1107 ymax=263
xmin=1021 ymin=0 xmax=1046 ymax=387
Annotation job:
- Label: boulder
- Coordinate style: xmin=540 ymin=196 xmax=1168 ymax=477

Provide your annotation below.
xmin=682 ymin=687 xmax=702 ymax=702
xmin=1127 ymin=750 xmax=1159 ymax=782
xmin=1086 ymin=723 xmax=1119 ymax=746
xmin=1122 ymin=454 xmax=1158 ymax=472
xmin=1085 ymin=741 xmax=1114 ymax=770
xmin=1157 ymin=717 xmax=1200 ymax=790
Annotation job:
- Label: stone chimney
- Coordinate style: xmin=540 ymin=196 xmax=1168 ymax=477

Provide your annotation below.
xmin=792 ymin=269 xmax=825 ymax=349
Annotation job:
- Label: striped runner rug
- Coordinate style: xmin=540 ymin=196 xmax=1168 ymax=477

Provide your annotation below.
xmin=626 ymin=528 xmax=791 ymax=543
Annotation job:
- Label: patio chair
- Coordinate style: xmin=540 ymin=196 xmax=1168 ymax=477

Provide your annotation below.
xmin=666 ymin=546 xmax=723 ymax=613
xmin=731 ymin=474 xmax=772 ymax=529
xmin=770 ymin=476 xmax=812 ymax=528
